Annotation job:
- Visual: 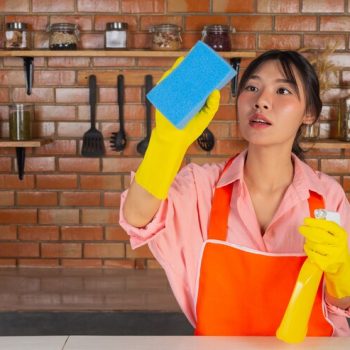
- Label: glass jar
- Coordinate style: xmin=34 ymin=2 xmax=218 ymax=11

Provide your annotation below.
xmin=105 ymin=22 xmax=128 ymax=49
xmin=149 ymin=24 xmax=182 ymax=51
xmin=9 ymin=104 xmax=33 ymax=141
xmin=340 ymin=97 xmax=350 ymax=141
xmin=48 ymin=23 xmax=79 ymax=50
xmin=303 ymin=123 xmax=320 ymax=139
xmin=201 ymin=24 xmax=233 ymax=51
xmin=5 ymin=22 xmax=29 ymax=49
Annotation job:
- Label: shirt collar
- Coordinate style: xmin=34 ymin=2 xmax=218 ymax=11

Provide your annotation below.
xmin=216 ymin=149 xmax=324 ymax=199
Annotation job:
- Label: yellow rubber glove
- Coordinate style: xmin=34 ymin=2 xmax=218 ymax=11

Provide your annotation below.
xmin=299 ymin=217 xmax=350 ymax=299
xmin=135 ymin=58 xmax=221 ymax=199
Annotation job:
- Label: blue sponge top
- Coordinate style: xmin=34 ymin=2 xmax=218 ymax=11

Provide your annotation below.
xmin=146 ymin=41 xmax=236 ymax=129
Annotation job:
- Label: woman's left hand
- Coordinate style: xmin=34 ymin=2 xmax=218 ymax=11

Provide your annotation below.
xmin=299 ymin=218 xmax=350 ymax=299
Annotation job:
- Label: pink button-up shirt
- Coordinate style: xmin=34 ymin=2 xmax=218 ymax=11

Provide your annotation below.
xmin=119 ymin=150 xmax=350 ymax=336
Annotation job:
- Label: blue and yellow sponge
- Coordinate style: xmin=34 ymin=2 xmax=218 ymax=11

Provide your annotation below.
xmin=146 ymin=41 xmax=236 ymax=129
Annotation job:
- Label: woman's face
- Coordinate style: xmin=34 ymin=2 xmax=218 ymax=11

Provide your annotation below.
xmin=237 ymin=59 xmax=314 ymax=147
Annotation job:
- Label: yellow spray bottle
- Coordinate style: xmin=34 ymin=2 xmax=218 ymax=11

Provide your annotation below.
xmin=276 ymin=209 xmax=340 ymax=343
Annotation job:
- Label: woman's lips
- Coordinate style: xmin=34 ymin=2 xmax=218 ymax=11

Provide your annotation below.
xmin=248 ymin=113 xmax=272 ymax=128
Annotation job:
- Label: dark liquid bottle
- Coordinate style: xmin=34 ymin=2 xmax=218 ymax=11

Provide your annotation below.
xmin=202 ymin=25 xmax=232 ymax=51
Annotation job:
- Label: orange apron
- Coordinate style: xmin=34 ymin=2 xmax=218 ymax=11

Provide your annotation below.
xmin=194 ymin=158 xmax=333 ymax=336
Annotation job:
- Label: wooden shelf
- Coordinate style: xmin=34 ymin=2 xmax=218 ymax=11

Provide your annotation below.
xmin=301 ymin=139 xmax=350 ymax=149
xmin=0 ymin=49 xmax=256 ymax=58
xmin=0 ymin=138 xmax=53 ymax=148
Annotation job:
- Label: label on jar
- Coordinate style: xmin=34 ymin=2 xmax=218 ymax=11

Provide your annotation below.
xmin=5 ymin=30 xmax=27 ymax=49
xmin=106 ymin=31 xmax=127 ymax=48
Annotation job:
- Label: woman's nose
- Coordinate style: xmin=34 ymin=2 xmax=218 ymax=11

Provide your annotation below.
xmin=254 ymin=91 xmax=271 ymax=110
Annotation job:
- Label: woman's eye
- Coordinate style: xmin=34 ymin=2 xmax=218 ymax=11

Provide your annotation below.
xmin=245 ymin=85 xmax=258 ymax=92
xmin=277 ymin=87 xmax=292 ymax=95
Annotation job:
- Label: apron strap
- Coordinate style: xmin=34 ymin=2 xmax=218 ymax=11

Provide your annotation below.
xmin=208 ymin=160 xmax=325 ymax=241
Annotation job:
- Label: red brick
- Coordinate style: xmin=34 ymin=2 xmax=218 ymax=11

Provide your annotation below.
xmin=0 ymin=88 xmax=9 ymax=101
xmin=61 ymin=226 xmax=103 ymax=240
xmin=21 ymin=157 xmax=56 ymax=172
xmin=48 ymin=57 xmax=90 ymax=68
xmin=95 ymin=15 xmax=138 ymax=31
xmin=35 ymin=106 xmax=76 ymax=121
xmin=121 ymin=0 xmax=165 ymax=13
xmin=80 ymin=175 xmax=122 ymax=190
xmin=303 ymin=35 xmax=346 ymax=50
xmin=34 ymin=140 xmax=77 ymax=156
xmin=0 ymin=191 xmax=14 ymax=206
xmin=57 ymin=122 xmax=90 ymax=137
xmin=39 ymin=209 xmax=79 ymax=224
xmin=0 ymin=225 xmax=17 ymax=240
xmin=50 ymin=16 xmax=93 ymax=30
xmin=18 ymin=259 xmax=59 ymax=267
xmin=147 ymin=259 xmax=162 ymax=269
xmin=343 ymin=177 xmax=350 ymax=191
xmin=42 ymin=243 xmax=82 ymax=258
xmin=102 ymin=158 xmax=141 ymax=173
xmin=231 ymin=15 xmax=272 ymax=32
xmin=231 ymin=33 xmax=257 ymax=50
xmin=258 ymin=34 xmax=301 ymax=50
xmin=140 ymin=15 xmax=182 ymax=30
xmin=0 ymin=259 xmax=16 ymax=267
xmin=0 ymin=71 xmax=25 ymax=85
xmin=98 ymin=87 xmax=141 ymax=104
xmin=126 ymin=244 xmax=153 ymax=258
xmin=17 ymin=192 xmax=58 ymax=206
xmin=12 ymin=88 xmax=54 ymax=103
xmin=92 ymin=57 xmax=137 ymax=67
xmin=82 ymin=209 xmax=119 ymax=225
xmin=185 ymin=15 xmax=228 ymax=31
xmin=103 ymin=192 xmax=121 ymax=208
xmin=62 ymin=259 xmax=103 ymax=268
xmin=321 ymin=159 xmax=350 ymax=174
xmin=168 ymin=0 xmax=209 ymax=12
xmin=0 ymin=209 xmax=36 ymax=224
xmin=36 ymin=175 xmax=78 ymax=189
xmin=0 ymin=243 xmax=39 ymax=257
xmin=80 ymin=34 xmax=104 ymax=49
xmin=59 ymin=158 xmax=100 ymax=172
xmin=0 ymin=0 xmax=29 ymax=12
xmin=77 ymin=0 xmax=119 ymax=12
xmin=320 ymin=16 xmax=350 ymax=31
xmin=34 ymin=71 xmax=76 ymax=86
xmin=84 ymin=243 xmax=124 ymax=258
xmin=0 ymin=158 xmax=11 ymax=172
xmin=18 ymin=226 xmax=59 ymax=241
xmin=33 ymin=121 xmax=55 ymax=138
xmin=60 ymin=192 xmax=101 ymax=206
xmin=213 ymin=0 xmax=254 ymax=12
xmin=105 ymin=226 xmax=129 ymax=241
xmin=104 ymin=259 xmax=134 ymax=268
xmin=32 ymin=0 xmax=75 ymax=12
xmin=0 ymin=175 xmax=34 ymax=189
xmin=56 ymin=88 xmax=88 ymax=103
xmin=302 ymin=0 xmax=344 ymax=13
xmin=275 ymin=16 xmax=317 ymax=32
xmin=257 ymin=0 xmax=299 ymax=12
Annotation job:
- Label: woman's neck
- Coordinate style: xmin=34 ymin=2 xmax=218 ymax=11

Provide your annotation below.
xmin=244 ymin=145 xmax=294 ymax=193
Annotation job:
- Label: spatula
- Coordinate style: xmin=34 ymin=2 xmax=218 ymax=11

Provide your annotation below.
xmin=110 ymin=74 xmax=127 ymax=152
xmin=81 ymin=75 xmax=105 ymax=157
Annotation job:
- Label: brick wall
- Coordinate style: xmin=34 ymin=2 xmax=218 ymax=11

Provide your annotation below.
xmin=0 ymin=0 xmax=349 ymax=269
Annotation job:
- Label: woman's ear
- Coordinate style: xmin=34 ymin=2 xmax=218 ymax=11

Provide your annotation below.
xmin=302 ymin=114 xmax=316 ymax=125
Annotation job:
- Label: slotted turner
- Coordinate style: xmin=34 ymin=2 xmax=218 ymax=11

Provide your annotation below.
xmin=81 ymin=75 xmax=105 ymax=157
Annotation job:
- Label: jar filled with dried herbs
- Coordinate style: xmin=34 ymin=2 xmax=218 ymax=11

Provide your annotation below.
xmin=48 ymin=23 xmax=79 ymax=50
xmin=149 ymin=24 xmax=182 ymax=50
xmin=9 ymin=104 xmax=33 ymax=141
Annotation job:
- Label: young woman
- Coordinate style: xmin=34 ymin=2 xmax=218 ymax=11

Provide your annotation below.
xmin=120 ymin=50 xmax=350 ymax=336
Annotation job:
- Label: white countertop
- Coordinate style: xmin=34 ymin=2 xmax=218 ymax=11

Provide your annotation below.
xmin=0 ymin=336 xmax=349 ymax=350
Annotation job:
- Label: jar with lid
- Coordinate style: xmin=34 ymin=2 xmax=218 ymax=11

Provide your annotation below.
xmin=48 ymin=23 xmax=79 ymax=50
xmin=105 ymin=22 xmax=128 ymax=49
xmin=201 ymin=24 xmax=233 ymax=51
xmin=340 ymin=97 xmax=350 ymax=141
xmin=9 ymin=104 xmax=33 ymax=141
xmin=149 ymin=24 xmax=182 ymax=51
xmin=5 ymin=22 xmax=29 ymax=49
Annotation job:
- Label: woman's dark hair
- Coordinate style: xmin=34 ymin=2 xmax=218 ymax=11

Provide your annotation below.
xmin=236 ymin=50 xmax=322 ymax=160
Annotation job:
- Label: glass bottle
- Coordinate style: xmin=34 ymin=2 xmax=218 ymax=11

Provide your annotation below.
xmin=105 ymin=22 xmax=128 ymax=49
xmin=9 ymin=104 xmax=33 ymax=141
xmin=5 ymin=22 xmax=29 ymax=49
xmin=201 ymin=24 xmax=233 ymax=51
xmin=48 ymin=23 xmax=79 ymax=50
xmin=149 ymin=24 xmax=182 ymax=50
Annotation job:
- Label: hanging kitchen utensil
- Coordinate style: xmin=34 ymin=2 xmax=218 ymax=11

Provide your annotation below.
xmin=81 ymin=75 xmax=105 ymax=157
xmin=230 ymin=57 xmax=241 ymax=96
xmin=197 ymin=127 xmax=215 ymax=152
xmin=136 ymin=74 xmax=153 ymax=156
xmin=110 ymin=74 xmax=127 ymax=151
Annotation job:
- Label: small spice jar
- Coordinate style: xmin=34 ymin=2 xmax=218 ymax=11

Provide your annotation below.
xmin=5 ymin=22 xmax=29 ymax=49
xmin=105 ymin=22 xmax=128 ymax=49
xmin=201 ymin=24 xmax=233 ymax=51
xmin=9 ymin=104 xmax=33 ymax=141
xmin=149 ymin=24 xmax=182 ymax=51
xmin=48 ymin=23 xmax=79 ymax=50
